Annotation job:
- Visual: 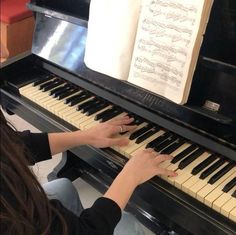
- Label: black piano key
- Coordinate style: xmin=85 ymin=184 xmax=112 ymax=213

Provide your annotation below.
xmin=191 ymin=154 xmax=217 ymax=175
xmin=199 ymin=158 xmax=226 ymax=180
xmin=100 ymin=108 xmax=123 ymax=122
xmin=129 ymin=124 xmax=153 ymax=140
xmin=128 ymin=115 xmax=144 ymax=126
xmin=67 ymin=94 xmax=92 ymax=106
xmin=33 ymin=77 xmax=51 ymax=86
xmin=232 ymin=190 xmax=236 ymax=198
xmin=154 ymin=135 xmax=179 ymax=152
xmin=77 ymin=98 xmax=98 ymax=111
xmin=86 ymin=103 xmax=109 ymax=116
xmin=57 ymin=88 xmax=79 ymax=100
xmin=178 ymin=148 xmax=206 ymax=170
xmin=208 ymin=162 xmax=235 ymax=185
xmin=39 ymin=79 xmax=58 ymax=90
xmin=135 ymin=127 xmax=160 ymax=144
xmin=49 ymin=84 xmax=68 ymax=96
xmin=33 ymin=73 xmax=55 ymax=86
xmin=95 ymin=107 xmax=116 ymax=121
xmin=64 ymin=91 xmax=86 ymax=104
xmin=160 ymin=138 xmax=185 ymax=155
xmin=171 ymin=144 xmax=198 ymax=164
xmin=81 ymin=100 xmax=103 ymax=113
xmin=50 ymin=84 xmax=70 ymax=98
xmin=42 ymin=80 xmax=64 ymax=92
xmin=49 ymin=85 xmax=66 ymax=95
xmin=52 ymin=85 xmax=71 ymax=97
xmin=146 ymin=132 xmax=172 ymax=149
xmin=222 ymin=177 xmax=236 ymax=193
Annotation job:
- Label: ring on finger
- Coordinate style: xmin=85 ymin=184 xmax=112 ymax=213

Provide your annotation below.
xmin=119 ymin=125 xmax=123 ymax=133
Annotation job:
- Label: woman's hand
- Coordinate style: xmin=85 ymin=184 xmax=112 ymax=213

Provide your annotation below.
xmin=103 ymin=148 xmax=177 ymax=209
xmin=121 ymin=148 xmax=178 ymax=186
xmin=82 ymin=115 xmax=137 ymax=148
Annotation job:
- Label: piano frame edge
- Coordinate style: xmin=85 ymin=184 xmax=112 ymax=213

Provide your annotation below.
xmin=1 ymin=88 xmax=235 ymax=235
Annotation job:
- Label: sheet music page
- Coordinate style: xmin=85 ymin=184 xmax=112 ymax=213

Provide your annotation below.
xmin=128 ymin=0 xmax=206 ymax=104
xmin=84 ymin=0 xmax=141 ymax=80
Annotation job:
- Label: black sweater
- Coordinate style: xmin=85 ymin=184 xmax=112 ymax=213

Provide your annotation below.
xmin=20 ymin=131 xmax=122 ymax=235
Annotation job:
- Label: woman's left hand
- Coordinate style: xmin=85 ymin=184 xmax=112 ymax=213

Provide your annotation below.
xmin=82 ymin=115 xmax=136 ymax=148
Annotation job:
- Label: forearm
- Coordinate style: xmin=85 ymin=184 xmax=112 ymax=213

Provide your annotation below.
xmin=48 ymin=131 xmax=89 ymax=155
xmin=103 ymin=170 xmax=138 ymax=210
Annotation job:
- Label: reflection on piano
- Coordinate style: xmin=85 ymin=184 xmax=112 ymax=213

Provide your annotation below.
xmin=0 ymin=0 xmax=236 ymax=234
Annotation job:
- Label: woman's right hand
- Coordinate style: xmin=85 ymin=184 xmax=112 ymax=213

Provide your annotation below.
xmin=104 ymin=148 xmax=178 ymax=210
xmin=121 ymin=148 xmax=178 ymax=186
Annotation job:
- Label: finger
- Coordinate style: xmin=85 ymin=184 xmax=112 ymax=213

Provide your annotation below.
xmin=109 ymin=117 xmax=134 ymax=126
xmin=157 ymin=168 xmax=178 ymax=177
xmin=143 ymin=148 xmax=154 ymax=153
xmin=154 ymin=154 xmax=173 ymax=163
xmin=106 ymin=115 xmax=130 ymax=124
xmin=122 ymin=124 xmax=137 ymax=132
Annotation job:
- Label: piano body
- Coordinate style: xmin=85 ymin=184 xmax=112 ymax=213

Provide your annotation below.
xmin=0 ymin=0 xmax=236 ymax=234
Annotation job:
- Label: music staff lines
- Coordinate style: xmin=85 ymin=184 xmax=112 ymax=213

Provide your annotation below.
xmin=134 ymin=57 xmax=183 ymax=79
xmin=139 ymin=39 xmax=188 ymax=58
xmin=149 ymin=9 xmax=196 ymax=25
xmin=133 ymin=71 xmax=181 ymax=91
xmin=142 ymin=19 xmax=193 ymax=37
xmin=149 ymin=0 xmax=198 ymax=14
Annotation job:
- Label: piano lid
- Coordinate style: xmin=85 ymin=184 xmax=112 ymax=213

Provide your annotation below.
xmin=27 ymin=0 xmax=236 ymax=149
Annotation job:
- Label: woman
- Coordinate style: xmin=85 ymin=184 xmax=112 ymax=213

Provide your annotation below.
xmin=0 ymin=110 xmax=177 ymax=235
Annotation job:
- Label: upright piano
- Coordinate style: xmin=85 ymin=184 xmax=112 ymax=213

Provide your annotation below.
xmin=1 ymin=0 xmax=236 ymax=234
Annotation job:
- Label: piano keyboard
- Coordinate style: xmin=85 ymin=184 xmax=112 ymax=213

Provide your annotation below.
xmin=19 ymin=75 xmax=236 ymax=223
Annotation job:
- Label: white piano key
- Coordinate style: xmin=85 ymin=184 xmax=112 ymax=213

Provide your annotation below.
xmin=196 ymin=167 xmax=236 ymax=203
xmin=204 ymin=172 xmax=236 ymax=207
xmin=173 ymin=152 xmax=211 ymax=190
xmin=188 ymin=162 xmax=229 ymax=198
xmin=213 ymin=187 xmax=236 ymax=212
xmin=181 ymin=156 xmax=221 ymax=194
xmin=221 ymin=197 xmax=236 ymax=218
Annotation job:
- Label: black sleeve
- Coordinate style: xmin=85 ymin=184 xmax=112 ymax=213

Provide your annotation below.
xmin=17 ymin=130 xmax=52 ymax=164
xmin=50 ymin=197 xmax=122 ymax=235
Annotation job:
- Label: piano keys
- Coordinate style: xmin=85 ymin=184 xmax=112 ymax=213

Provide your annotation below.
xmin=18 ymin=74 xmax=236 ymax=223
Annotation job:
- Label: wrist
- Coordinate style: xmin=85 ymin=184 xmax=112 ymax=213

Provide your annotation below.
xmin=118 ymin=167 xmax=140 ymax=189
xmin=74 ymin=130 xmax=94 ymax=146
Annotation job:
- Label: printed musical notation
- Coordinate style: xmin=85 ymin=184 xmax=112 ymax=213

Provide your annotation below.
xmin=130 ymin=0 xmax=201 ymax=92
xmin=149 ymin=0 xmax=198 ymax=14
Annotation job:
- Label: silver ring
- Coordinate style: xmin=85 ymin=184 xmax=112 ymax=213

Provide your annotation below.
xmin=119 ymin=125 xmax=123 ymax=133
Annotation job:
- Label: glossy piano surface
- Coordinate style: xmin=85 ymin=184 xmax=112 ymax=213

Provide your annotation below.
xmin=1 ymin=0 xmax=236 ymax=234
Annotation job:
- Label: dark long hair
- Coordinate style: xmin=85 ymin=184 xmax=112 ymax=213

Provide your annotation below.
xmin=0 ymin=111 xmax=67 ymax=235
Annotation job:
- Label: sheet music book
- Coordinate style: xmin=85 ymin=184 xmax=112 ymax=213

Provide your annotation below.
xmin=84 ymin=0 xmax=214 ymax=104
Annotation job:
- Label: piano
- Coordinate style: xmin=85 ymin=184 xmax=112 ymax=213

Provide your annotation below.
xmin=0 ymin=0 xmax=236 ymax=234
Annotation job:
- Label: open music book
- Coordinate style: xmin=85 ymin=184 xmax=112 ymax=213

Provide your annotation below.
xmin=84 ymin=0 xmax=214 ymax=104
